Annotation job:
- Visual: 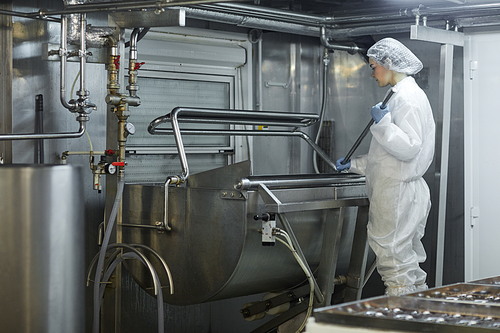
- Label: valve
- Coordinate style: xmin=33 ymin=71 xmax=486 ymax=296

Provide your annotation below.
xmin=114 ymin=55 xmax=120 ymax=70
xmin=134 ymin=62 xmax=145 ymax=70
xmin=112 ymin=161 xmax=125 ymax=167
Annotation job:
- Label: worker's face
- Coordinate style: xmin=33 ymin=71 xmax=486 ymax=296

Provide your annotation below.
xmin=369 ymin=58 xmax=391 ymax=87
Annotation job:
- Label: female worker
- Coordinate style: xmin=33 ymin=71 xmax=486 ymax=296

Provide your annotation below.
xmin=336 ymin=38 xmax=435 ymax=296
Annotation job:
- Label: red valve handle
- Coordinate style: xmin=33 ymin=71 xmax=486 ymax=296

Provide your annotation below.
xmin=134 ymin=62 xmax=145 ymax=70
xmin=105 ymin=149 xmax=115 ymax=156
xmin=112 ymin=162 xmax=125 ymax=167
xmin=114 ymin=55 xmax=120 ymax=70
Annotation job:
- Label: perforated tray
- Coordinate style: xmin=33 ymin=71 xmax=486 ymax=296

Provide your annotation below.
xmin=314 ymin=294 xmax=500 ymax=332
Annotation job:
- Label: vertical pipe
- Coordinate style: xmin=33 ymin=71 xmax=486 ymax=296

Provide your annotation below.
xmin=60 ymin=15 xmax=75 ymax=110
xmin=0 ymin=1 xmax=13 ymax=163
xmin=435 ymin=43 xmax=454 ymax=287
xmin=78 ymin=13 xmax=86 ymax=106
xmin=127 ymin=29 xmax=139 ymax=97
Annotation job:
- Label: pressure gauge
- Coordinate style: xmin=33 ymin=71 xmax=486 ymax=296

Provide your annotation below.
xmin=125 ymin=122 xmax=136 ymax=136
xmin=105 ymin=163 xmax=117 ymax=175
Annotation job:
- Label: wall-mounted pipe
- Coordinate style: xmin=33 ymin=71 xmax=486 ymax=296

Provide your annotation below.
xmin=127 ymin=28 xmax=140 ymax=98
xmin=320 ymin=26 xmax=365 ymax=54
xmin=77 ymin=13 xmax=87 ymax=107
xmin=60 ymin=15 xmax=77 ymax=111
xmin=0 ymin=118 xmax=86 ymax=141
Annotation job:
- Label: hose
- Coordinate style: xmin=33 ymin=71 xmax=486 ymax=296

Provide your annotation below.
xmin=99 ymin=251 xmax=164 ymax=333
xmin=274 ymin=228 xmax=315 ymax=333
xmin=313 ymin=48 xmax=331 ymax=173
xmin=92 ymin=179 xmax=125 ymax=333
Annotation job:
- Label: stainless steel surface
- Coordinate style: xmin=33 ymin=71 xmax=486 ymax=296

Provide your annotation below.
xmin=258 ymin=182 xmax=323 ymax=303
xmin=109 ymin=8 xmax=185 ymax=28
xmin=121 ymin=160 xmax=367 ymax=305
xmin=315 ymin=290 xmax=500 ymax=332
xmin=0 ymin=164 xmax=85 ymax=333
xmin=0 ymin=2 xmax=12 ymax=162
xmin=236 ymin=173 xmax=365 ymax=190
xmin=344 ymin=205 xmax=369 ymax=301
xmin=436 ymin=40 xmax=456 ymax=288
xmin=409 ymin=283 xmax=500 ymax=305
xmin=472 ymin=276 xmax=500 ymax=286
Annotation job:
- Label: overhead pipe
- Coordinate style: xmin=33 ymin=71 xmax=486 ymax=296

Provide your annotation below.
xmin=194 ymin=3 xmax=332 ymax=26
xmin=36 ymin=0 xmax=247 ymax=16
xmin=320 ymin=26 xmax=364 ymax=54
xmin=177 ymin=6 xmax=444 ymax=40
xmin=179 ymin=6 xmax=320 ymax=37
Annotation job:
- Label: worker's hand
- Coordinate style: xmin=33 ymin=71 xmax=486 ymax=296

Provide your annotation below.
xmin=336 ymin=157 xmax=351 ymax=172
xmin=371 ymin=102 xmax=389 ymax=124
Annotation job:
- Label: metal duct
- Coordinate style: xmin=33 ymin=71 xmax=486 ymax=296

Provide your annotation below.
xmin=178 ymin=6 xmax=321 ymax=37
xmin=184 ymin=2 xmax=500 ymax=39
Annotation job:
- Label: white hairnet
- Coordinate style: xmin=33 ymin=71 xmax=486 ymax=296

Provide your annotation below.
xmin=367 ymin=38 xmax=423 ymax=75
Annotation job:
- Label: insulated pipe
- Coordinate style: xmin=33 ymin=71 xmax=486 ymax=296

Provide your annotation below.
xmin=196 ymin=3 xmax=332 ymax=26
xmin=179 ymin=7 xmax=320 ymax=38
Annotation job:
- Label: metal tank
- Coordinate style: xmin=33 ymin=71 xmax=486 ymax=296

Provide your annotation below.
xmin=0 ymin=165 xmax=85 ymax=333
xmin=120 ymin=160 xmax=368 ymax=305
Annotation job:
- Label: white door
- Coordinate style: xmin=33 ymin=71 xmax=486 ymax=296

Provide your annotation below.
xmin=464 ymin=30 xmax=500 ymax=281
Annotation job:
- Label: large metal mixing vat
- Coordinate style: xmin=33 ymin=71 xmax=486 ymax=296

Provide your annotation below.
xmin=120 ymin=161 xmax=369 ymax=305
xmin=0 ymin=165 xmax=85 ymax=333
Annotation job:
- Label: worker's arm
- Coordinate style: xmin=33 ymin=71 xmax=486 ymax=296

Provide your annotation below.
xmin=370 ymin=101 xmax=423 ymax=161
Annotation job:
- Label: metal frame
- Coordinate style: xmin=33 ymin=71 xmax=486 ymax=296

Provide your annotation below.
xmin=410 ymin=23 xmax=464 ymax=287
xmin=248 ymin=182 xmax=370 ymax=332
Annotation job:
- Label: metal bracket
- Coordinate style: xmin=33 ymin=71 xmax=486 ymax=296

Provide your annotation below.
xmin=220 ymin=190 xmax=246 ymax=200
xmin=410 ymin=25 xmax=464 ymax=46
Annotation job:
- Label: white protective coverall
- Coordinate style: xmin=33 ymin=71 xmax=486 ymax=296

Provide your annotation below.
xmin=350 ymin=76 xmax=435 ymax=296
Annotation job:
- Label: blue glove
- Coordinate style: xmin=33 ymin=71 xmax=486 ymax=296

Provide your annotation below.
xmin=371 ymin=102 xmax=389 ymax=124
xmin=336 ymin=157 xmax=351 ymax=172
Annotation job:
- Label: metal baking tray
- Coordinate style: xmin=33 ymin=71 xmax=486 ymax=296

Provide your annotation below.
xmin=314 ymin=295 xmax=500 ymax=332
xmin=471 ymin=276 xmax=500 ymax=286
xmin=407 ymin=283 xmax=500 ymax=305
